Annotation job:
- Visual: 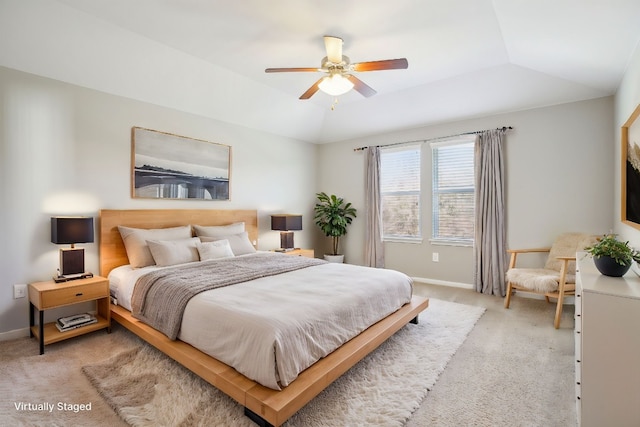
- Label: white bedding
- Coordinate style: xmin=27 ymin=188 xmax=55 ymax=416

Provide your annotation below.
xmin=109 ymin=256 xmax=413 ymax=390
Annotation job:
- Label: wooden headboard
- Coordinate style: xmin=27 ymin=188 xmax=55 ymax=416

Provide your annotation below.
xmin=99 ymin=209 xmax=258 ymax=277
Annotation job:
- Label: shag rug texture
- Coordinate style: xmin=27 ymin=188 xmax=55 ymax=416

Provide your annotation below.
xmin=82 ymin=299 xmax=485 ymax=426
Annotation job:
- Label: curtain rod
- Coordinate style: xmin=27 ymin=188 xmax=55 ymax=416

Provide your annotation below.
xmin=353 ymin=126 xmax=513 ymax=152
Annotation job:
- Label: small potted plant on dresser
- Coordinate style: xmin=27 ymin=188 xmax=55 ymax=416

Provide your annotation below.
xmin=313 ymin=192 xmax=357 ymax=263
xmin=585 ymin=234 xmax=640 ymax=277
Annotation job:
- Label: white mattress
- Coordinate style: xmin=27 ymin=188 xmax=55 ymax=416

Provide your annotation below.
xmin=109 ymin=258 xmax=413 ymax=390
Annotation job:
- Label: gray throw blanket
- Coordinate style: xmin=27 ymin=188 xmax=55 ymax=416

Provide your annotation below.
xmin=131 ymin=252 xmax=326 ymax=340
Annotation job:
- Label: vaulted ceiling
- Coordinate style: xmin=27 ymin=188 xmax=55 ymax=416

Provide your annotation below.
xmin=2 ymin=1 xmax=640 ymax=143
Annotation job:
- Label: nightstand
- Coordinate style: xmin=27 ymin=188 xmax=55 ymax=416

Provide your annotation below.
xmin=281 ymin=248 xmax=314 ymax=258
xmin=28 ymin=276 xmax=111 ymax=354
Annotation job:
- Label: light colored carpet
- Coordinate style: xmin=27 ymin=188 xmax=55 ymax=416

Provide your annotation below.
xmin=0 ymin=322 xmax=138 ymax=427
xmin=407 ymin=283 xmax=577 ymax=427
xmin=80 ymin=299 xmax=484 ymax=426
xmin=1 ymin=283 xmax=577 ymax=426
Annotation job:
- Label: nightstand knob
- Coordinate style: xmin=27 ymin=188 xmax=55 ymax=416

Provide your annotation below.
xmin=75 ymin=293 xmax=83 ymax=297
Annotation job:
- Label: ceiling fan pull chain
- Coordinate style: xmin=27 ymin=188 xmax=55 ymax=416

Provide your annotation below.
xmin=331 ymin=97 xmax=339 ymax=111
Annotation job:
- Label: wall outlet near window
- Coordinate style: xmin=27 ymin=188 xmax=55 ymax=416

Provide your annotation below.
xmin=13 ymin=284 xmax=27 ymax=299
xmin=432 ymin=253 xmax=439 ymax=262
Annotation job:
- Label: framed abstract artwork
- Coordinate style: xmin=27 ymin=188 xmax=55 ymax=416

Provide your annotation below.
xmin=131 ymin=127 xmax=231 ymax=200
xmin=622 ymin=104 xmax=640 ymax=228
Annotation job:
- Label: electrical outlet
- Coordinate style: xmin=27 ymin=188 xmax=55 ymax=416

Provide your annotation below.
xmin=432 ymin=253 xmax=439 ymax=262
xmin=13 ymin=284 xmax=27 ymax=299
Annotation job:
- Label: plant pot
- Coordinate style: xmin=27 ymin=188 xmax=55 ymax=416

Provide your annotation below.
xmin=324 ymin=254 xmax=344 ymax=263
xmin=593 ymin=255 xmax=631 ymax=277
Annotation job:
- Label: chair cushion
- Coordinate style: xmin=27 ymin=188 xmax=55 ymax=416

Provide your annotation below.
xmin=544 ymin=233 xmax=598 ymax=273
xmin=506 ymin=268 xmax=576 ymax=293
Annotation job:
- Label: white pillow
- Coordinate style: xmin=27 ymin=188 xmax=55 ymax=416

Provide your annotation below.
xmin=196 ymin=239 xmax=235 ymax=261
xmin=147 ymin=238 xmax=200 ymax=267
xmin=193 ymin=222 xmax=245 ymax=238
xmin=199 ymin=231 xmax=256 ymax=256
xmin=118 ymin=225 xmax=192 ymax=268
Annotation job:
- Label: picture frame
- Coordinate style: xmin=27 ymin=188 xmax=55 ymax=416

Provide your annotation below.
xmin=621 ymin=104 xmax=640 ymax=228
xmin=131 ymin=127 xmax=231 ymax=200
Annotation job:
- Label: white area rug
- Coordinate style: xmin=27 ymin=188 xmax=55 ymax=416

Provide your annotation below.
xmin=83 ymin=299 xmax=485 ymax=426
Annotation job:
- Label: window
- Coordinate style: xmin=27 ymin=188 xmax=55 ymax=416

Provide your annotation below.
xmin=380 ymin=144 xmax=421 ymax=240
xmin=431 ymin=137 xmax=475 ymax=245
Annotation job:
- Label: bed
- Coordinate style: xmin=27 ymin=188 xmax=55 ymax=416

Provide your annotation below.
xmin=99 ymin=209 xmax=429 ymax=427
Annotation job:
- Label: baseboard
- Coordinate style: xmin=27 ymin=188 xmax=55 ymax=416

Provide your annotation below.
xmin=411 ymin=277 xmax=575 ymax=304
xmin=0 ymin=327 xmax=30 ymax=342
xmin=412 ymin=277 xmax=474 ymax=289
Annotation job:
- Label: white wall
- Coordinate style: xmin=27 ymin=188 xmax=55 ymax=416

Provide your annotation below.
xmin=317 ymin=97 xmax=615 ymax=285
xmin=615 ymin=42 xmax=640 ymax=245
xmin=0 ymin=66 xmax=318 ymax=335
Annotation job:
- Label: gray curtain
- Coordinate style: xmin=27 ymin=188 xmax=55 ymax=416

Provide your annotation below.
xmin=365 ymin=146 xmax=385 ymax=268
xmin=474 ymin=130 xmax=507 ymax=296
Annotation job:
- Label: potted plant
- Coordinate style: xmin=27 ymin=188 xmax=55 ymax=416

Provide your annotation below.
xmin=313 ymin=192 xmax=357 ymax=262
xmin=585 ymin=234 xmax=640 ymax=277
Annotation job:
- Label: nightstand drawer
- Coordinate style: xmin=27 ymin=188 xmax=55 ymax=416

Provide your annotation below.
xmin=40 ymin=282 xmax=108 ymax=308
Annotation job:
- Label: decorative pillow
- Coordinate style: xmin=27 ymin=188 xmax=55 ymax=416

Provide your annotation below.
xmin=193 ymin=222 xmax=245 ymax=238
xmin=117 ymin=225 xmax=192 ymax=268
xmin=147 ymin=237 xmax=200 ymax=267
xmin=196 ymin=239 xmax=235 ymax=261
xmin=199 ymin=231 xmax=256 ymax=256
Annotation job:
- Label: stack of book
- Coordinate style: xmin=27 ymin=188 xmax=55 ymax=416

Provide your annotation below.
xmin=56 ymin=313 xmax=97 ymax=332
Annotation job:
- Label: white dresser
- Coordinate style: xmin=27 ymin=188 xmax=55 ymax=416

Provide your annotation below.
xmin=575 ymin=255 xmax=640 ymax=426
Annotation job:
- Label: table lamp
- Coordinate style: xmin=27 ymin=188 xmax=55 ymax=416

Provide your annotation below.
xmin=51 ymin=216 xmax=94 ymax=282
xmin=271 ymin=214 xmax=302 ymax=251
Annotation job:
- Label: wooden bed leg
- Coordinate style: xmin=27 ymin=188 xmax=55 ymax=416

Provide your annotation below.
xmin=244 ymin=407 xmax=275 ymax=427
xmin=410 ymin=315 xmax=419 ymax=324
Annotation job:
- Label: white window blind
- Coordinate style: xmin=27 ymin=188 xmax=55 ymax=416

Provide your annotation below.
xmin=431 ymin=137 xmax=475 ymax=245
xmin=380 ymin=144 xmax=421 ymax=240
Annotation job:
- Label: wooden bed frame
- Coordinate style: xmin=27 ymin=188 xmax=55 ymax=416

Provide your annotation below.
xmin=99 ymin=209 xmax=429 ymax=427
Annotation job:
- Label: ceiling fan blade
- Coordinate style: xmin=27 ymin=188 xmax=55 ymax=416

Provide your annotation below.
xmin=299 ymin=78 xmax=325 ymax=99
xmin=324 ymin=36 xmax=343 ymax=63
xmin=346 ymin=75 xmax=377 ymax=97
xmin=352 ymin=58 xmax=408 ymax=72
xmin=265 ymin=67 xmax=320 ymax=73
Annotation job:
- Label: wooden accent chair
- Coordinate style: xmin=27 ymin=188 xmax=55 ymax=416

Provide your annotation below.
xmin=504 ymin=232 xmax=597 ymax=329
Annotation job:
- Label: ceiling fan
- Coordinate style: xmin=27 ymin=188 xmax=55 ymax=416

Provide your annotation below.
xmin=265 ymin=36 xmax=408 ymax=100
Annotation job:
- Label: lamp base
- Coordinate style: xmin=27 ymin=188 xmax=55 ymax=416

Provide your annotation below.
xmin=53 ymin=271 xmax=94 ymax=283
xmin=59 ymin=247 xmax=86 ymax=276
xmin=280 ymin=231 xmax=295 ymax=250
xmin=55 ymin=247 xmax=92 ymax=283
xmin=274 ymin=247 xmax=297 ymax=252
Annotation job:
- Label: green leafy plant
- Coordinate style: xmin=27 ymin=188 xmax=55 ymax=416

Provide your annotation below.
xmin=313 ymin=192 xmax=357 ymax=256
xmin=585 ymin=234 xmax=640 ymax=266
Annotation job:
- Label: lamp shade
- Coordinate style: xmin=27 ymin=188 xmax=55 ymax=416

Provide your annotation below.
xmin=271 ymin=215 xmax=302 ymax=231
xmin=51 ymin=217 xmax=94 ymax=244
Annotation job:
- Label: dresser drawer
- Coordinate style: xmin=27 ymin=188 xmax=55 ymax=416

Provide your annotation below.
xmin=40 ymin=281 xmax=108 ymax=308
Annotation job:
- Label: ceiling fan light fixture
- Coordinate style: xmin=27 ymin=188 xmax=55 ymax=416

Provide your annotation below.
xmin=266 ymin=36 xmax=407 ymax=100
xmin=318 ymin=74 xmax=354 ymax=96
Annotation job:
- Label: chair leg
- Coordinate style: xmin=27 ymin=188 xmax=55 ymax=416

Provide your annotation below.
xmin=554 ymin=292 xmax=564 ymax=329
xmin=554 ymin=260 xmax=570 ymax=329
xmin=504 ymin=281 xmax=514 ymax=308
